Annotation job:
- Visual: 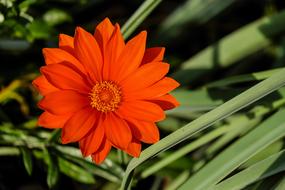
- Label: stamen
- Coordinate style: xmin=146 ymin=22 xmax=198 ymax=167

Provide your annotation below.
xmin=89 ymin=81 xmax=122 ymax=112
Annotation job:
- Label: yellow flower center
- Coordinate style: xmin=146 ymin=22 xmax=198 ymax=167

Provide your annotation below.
xmin=89 ymin=81 xmax=122 ymax=112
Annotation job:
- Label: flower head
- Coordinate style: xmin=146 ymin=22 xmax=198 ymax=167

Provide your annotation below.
xmin=33 ymin=18 xmax=180 ymax=164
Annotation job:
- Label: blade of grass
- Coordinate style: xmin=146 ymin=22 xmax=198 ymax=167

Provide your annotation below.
xmin=206 ymin=68 xmax=283 ymax=88
xmin=166 ymin=171 xmax=190 ymax=190
xmin=212 ymin=150 xmax=285 ymax=190
xmin=121 ymin=0 xmax=162 ymax=39
xmin=207 ymin=98 xmax=285 ymax=155
xmin=173 ymin=10 xmax=285 ymax=84
xmin=179 ymin=109 xmax=285 ymax=190
xmin=141 ymin=126 xmax=228 ymax=178
xmin=144 ymin=96 xmax=285 ymax=178
xmin=120 ymin=68 xmax=285 ymax=190
xmin=158 ymin=0 xmax=237 ymax=42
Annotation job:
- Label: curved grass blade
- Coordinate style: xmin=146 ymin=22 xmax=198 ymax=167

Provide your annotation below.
xmin=120 ymin=68 xmax=285 ymax=190
xmin=179 ymin=109 xmax=285 ymax=190
xmin=121 ymin=0 xmax=162 ymax=39
xmin=212 ymin=150 xmax=285 ymax=190
xmin=141 ymin=126 xmax=228 ymax=178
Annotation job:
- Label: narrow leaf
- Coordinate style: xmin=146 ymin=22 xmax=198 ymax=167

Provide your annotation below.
xmin=179 ymin=109 xmax=285 ymax=190
xmin=120 ymin=68 xmax=285 ymax=190
xmin=44 ymin=148 xmax=59 ymax=188
xmin=121 ymin=0 xmax=162 ymax=39
xmin=212 ymin=150 xmax=285 ymax=190
xmin=58 ymin=157 xmax=95 ymax=184
xmin=173 ymin=10 xmax=285 ymax=84
xmin=19 ymin=146 xmax=33 ymax=176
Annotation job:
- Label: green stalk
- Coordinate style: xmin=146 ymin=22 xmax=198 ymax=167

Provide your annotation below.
xmin=121 ymin=0 xmax=162 ymax=39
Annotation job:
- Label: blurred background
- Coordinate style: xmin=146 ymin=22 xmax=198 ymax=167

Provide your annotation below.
xmin=1 ymin=0 xmax=285 ymax=189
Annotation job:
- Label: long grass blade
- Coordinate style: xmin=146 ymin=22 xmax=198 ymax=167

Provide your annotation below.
xmin=173 ymin=10 xmax=285 ymax=84
xmin=179 ymin=109 xmax=285 ymax=190
xmin=141 ymin=126 xmax=228 ymax=178
xmin=121 ymin=0 xmax=162 ymax=39
xmin=120 ymin=68 xmax=285 ymax=190
xmin=212 ymin=150 xmax=285 ymax=190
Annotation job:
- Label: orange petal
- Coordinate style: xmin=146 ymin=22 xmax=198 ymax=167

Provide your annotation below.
xmin=38 ymin=111 xmax=71 ymax=129
xmin=91 ymin=137 xmax=112 ymax=164
xmin=32 ymin=75 xmax=59 ymax=96
xmin=79 ymin=115 xmax=105 ymax=156
xmin=38 ymin=90 xmax=89 ymax=115
xmin=104 ymin=113 xmax=132 ymax=150
xmin=42 ymin=48 xmax=85 ymax=73
xmin=128 ymin=119 xmax=159 ymax=144
xmin=117 ymin=100 xmax=165 ymax=122
xmin=61 ymin=107 xmax=97 ymax=144
xmin=59 ymin=34 xmax=74 ymax=54
xmin=41 ymin=62 xmax=90 ymax=93
xmin=121 ymin=62 xmax=170 ymax=92
xmin=125 ymin=138 xmax=141 ymax=157
xmin=141 ymin=47 xmax=165 ymax=65
xmin=94 ymin=17 xmax=115 ymax=51
xmin=114 ymin=31 xmax=147 ymax=81
xmin=74 ymin=27 xmax=103 ymax=82
xmin=150 ymin=94 xmax=180 ymax=110
xmin=125 ymin=77 xmax=179 ymax=100
xmin=104 ymin=24 xmax=125 ymax=80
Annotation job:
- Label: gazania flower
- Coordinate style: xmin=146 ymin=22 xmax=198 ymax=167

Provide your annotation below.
xmin=33 ymin=18 xmax=180 ymax=164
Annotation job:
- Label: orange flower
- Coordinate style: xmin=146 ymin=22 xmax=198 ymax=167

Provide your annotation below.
xmin=33 ymin=18 xmax=180 ymax=164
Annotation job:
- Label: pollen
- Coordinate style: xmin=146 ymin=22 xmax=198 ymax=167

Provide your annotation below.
xmin=89 ymin=81 xmax=122 ymax=112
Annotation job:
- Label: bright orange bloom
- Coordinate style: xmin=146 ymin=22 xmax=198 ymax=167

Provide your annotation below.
xmin=33 ymin=18 xmax=180 ymax=164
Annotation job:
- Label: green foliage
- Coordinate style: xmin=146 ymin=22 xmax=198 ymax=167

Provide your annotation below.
xmin=1 ymin=0 xmax=285 ymax=189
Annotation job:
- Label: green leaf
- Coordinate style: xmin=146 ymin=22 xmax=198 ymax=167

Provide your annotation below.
xmin=212 ymin=150 xmax=285 ymax=190
xmin=158 ymin=0 xmax=237 ymax=42
xmin=44 ymin=148 xmax=59 ymax=188
xmin=173 ymin=10 xmax=285 ymax=84
xmin=121 ymin=0 xmax=162 ymax=39
xmin=19 ymin=146 xmax=33 ymax=175
xmin=58 ymin=157 xmax=95 ymax=184
xmin=120 ymin=68 xmax=285 ymax=190
xmin=19 ymin=0 xmax=37 ymax=14
xmin=43 ymin=9 xmax=72 ymax=26
xmin=26 ymin=20 xmax=52 ymax=41
xmin=140 ymin=126 xmax=228 ymax=178
xmin=179 ymin=109 xmax=285 ymax=190
xmin=242 ymin=140 xmax=283 ymax=168
xmin=55 ymin=145 xmax=123 ymax=183
xmin=0 ymin=147 xmax=20 ymax=156
xmin=206 ymin=114 xmax=261 ymax=156
xmin=206 ymin=68 xmax=283 ymax=88
xmin=166 ymin=171 xmax=190 ymax=190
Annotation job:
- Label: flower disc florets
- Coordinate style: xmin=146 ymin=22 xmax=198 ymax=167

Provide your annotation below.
xmin=89 ymin=81 xmax=122 ymax=113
